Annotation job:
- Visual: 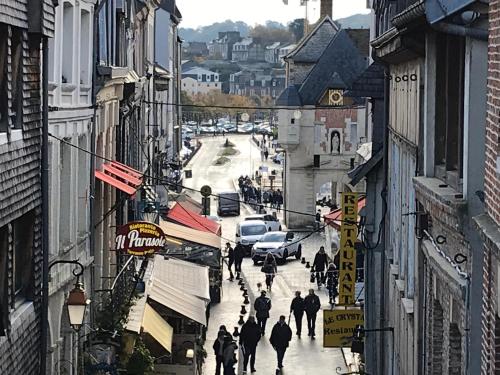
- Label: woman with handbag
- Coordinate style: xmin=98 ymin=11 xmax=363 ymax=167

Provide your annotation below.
xmin=325 ymin=263 xmax=339 ymax=305
xmin=261 ymin=253 xmax=277 ymax=291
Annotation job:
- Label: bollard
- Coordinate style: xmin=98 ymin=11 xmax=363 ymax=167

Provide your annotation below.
xmin=305 ymin=261 xmax=310 ymax=268
xmin=240 ymin=283 xmax=246 ymax=291
xmin=240 ymin=305 xmax=247 ymax=315
xmin=238 ymin=315 xmax=245 ymax=325
xmin=242 ymin=289 xmax=248 ymax=297
xmin=238 ymin=278 xmax=244 ymax=285
xmin=233 ymin=327 xmax=240 ymax=337
xmin=301 ymin=257 xmax=306 ymax=264
xmin=243 ymin=295 xmax=250 ymax=304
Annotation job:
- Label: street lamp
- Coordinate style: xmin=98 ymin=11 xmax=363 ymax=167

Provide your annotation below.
xmin=142 ymin=201 xmax=159 ymax=224
xmin=67 ymin=281 xmax=90 ymax=331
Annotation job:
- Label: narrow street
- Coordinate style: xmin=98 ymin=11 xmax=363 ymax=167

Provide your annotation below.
xmin=184 ymin=134 xmax=353 ymax=374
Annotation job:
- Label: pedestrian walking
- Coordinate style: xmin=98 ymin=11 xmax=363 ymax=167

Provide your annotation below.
xmin=313 ymin=246 xmax=329 ymax=289
xmin=269 ymin=315 xmax=292 ymax=372
xmin=325 ymin=263 xmax=339 ymax=305
xmin=239 ymin=316 xmax=261 ymax=374
xmin=275 ymin=190 xmax=283 ymax=212
xmin=264 ymin=146 xmax=269 ymax=161
xmin=260 ymin=149 xmax=265 ymax=162
xmin=290 ymin=291 xmax=305 ymax=338
xmin=222 ymin=336 xmax=238 ymax=375
xmin=254 ymin=290 xmax=272 ymax=335
xmin=225 ymin=242 xmax=235 ymax=281
xmin=234 ymin=242 xmax=245 ymax=274
xmin=213 ymin=331 xmax=229 ymax=375
xmin=314 ymin=209 xmax=322 ymax=231
xmin=261 ymin=253 xmax=277 ymax=290
xmin=304 ymin=289 xmax=321 ymax=339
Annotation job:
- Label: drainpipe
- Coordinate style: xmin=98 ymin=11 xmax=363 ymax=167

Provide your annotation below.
xmin=430 ymin=22 xmax=488 ymax=41
xmin=41 ymin=34 xmax=50 ymax=375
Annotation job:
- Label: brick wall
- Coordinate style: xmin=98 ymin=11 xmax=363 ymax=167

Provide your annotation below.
xmin=0 ymin=28 xmax=43 ymax=372
xmin=486 ymin=0 xmax=500 ymax=226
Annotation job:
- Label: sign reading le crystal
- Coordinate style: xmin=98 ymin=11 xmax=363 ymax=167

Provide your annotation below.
xmin=200 ymin=185 xmax=212 ymax=197
xmin=115 ymin=221 xmax=166 ymax=256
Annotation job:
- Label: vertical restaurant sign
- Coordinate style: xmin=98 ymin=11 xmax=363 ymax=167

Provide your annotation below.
xmin=116 ymin=221 xmax=166 ymax=256
xmin=323 ymin=309 xmax=364 ymax=347
xmin=338 ymin=192 xmax=358 ymax=306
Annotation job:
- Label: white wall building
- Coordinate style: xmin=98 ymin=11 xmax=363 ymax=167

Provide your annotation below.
xmin=182 ymin=67 xmax=221 ymax=97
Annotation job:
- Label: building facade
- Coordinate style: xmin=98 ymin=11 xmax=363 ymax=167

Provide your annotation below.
xmin=208 ymin=31 xmax=241 ymax=60
xmin=277 ymin=18 xmax=369 ymax=229
xmin=229 ymin=68 xmax=286 ymax=100
xmin=0 ymin=0 xmax=54 ymax=372
xmin=354 ymin=1 xmax=489 ymax=374
xmin=475 ymin=0 xmax=500 ymax=373
xmin=182 ymin=67 xmax=222 ymax=96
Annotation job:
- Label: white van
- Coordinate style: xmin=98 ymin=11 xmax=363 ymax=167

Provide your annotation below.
xmin=236 ymin=220 xmax=268 ymax=255
xmin=244 ymin=214 xmax=281 ymax=232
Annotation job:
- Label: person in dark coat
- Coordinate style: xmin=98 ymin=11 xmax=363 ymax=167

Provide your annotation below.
xmin=254 ymin=290 xmax=272 ymax=335
xmin=225 ymin=242 xmax=235 ymax=281
xmin=275 ymin=190 xmax=283 ymax=212
xmin=234 ymin=242 xmax=245 ymax=273
xmin=304 ymin=289 xmax=321 ymax=339
xmin=313 ymin=246 xmax=328 ymax=289
xmin=290 ymin=291 xmax=305 ymax=338
xmin=325 ymin=263 xmax=339 ymax=305
xmin=269 ymin=315 xmax=292 ymax=371
xmin=239 ymin=316 xmax=261 ymax=374
xmin=222 ymin=336 xmax=238 ymax=375
xmin=213 ymin=330 xmax=230 ymax=375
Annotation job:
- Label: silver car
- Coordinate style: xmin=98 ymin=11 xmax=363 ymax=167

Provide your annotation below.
xmin=251 ymin=231 xmax=302 ymax=265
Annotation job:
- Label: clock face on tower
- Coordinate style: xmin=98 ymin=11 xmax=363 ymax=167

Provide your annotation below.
xmin=328 ymin=89 xmax=344 ymax=106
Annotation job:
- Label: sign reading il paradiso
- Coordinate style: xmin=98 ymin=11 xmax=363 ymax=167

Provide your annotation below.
xmin=115 ymin=221 xmax=166 ymax=256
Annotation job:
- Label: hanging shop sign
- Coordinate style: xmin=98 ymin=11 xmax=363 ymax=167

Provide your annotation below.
xmin=116 ymin=221 xmax=166 ymax=256
xmin=323 ymin=308 xmax=364 ymax=348
xmin=338 ymin=192 xmax=359 ymax=306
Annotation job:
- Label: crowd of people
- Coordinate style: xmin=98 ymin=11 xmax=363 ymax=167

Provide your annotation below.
xmin=238 ymin=175 xmax=284 ymax=213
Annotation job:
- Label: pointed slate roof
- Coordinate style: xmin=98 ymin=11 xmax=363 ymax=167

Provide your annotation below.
xmin=286 ymin=16 xmax=340 ymax=63
xmin=276 ymin=85 xmax=302 ymax=106
xmin=298 ymin=29 xmax=368 ymax=105
xmin=345 ymin=62 xmax=385 ymax=99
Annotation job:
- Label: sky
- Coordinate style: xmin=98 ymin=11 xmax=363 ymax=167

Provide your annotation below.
xmin=176 ymin=0 xmax=370 ymax=28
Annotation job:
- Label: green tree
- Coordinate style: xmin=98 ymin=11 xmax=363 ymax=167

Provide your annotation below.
xmin=288 ymin=18 xmax=307 ymax=42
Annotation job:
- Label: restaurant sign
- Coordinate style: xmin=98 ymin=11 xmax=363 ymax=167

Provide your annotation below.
xmin=338 ymin=192 xmax=359 ymax=306
xmin=323 ymin=309 xmax=364 ymax=348
xmin=116 ymin=221 xmax=166 ymax=256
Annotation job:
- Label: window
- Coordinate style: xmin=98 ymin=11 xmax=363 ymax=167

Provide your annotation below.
xmin=62 ymin=2 xmax=74 ymax=83
xmin=10 ymin=27 xmax=23 ymax=129
xmin=59 ymin=139 xmax=72 ymax=247
xmin=350 ymin=123 xmax=358 ymax=145
xmin=435 ymin=34 xmax=465 ymax=187
xmin=0 ymin=24 xmax=8 ymax=132
xmin=0 ymin=225 xmax=7 ymax=335
xmin=80 ymin=10 xmax=90 ymax=84
xmin=12 ymin=211 xmax=35 ymax=302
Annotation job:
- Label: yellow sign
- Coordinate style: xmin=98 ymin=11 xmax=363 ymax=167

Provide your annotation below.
xmin=323 ymin=309 xmax=364 ymax=347
xmin=338 ymin=193 xmax=358 ymax=306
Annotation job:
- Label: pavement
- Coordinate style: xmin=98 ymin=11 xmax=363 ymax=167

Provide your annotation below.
xmin=183 ymin=135 xmax=359 ymax=375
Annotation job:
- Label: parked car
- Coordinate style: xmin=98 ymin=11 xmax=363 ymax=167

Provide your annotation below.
xmin=272 ymin=152 xmax=284 ymax=164
xmin=251 ymin=231 xmax=301 ymax=265
xmin=217 ymin=192 xmax=240 ymax=216
xmin=236 ymin=220 xmax=268 ymax=255
xmin=200 ymin=126 xmax=216 ymax=133
xmin=244 ymin=214 xmax=281 ymax=232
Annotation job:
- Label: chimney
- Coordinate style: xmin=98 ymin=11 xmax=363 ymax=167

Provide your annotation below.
xmin=320 ymin=0 xmax=332 ymax=19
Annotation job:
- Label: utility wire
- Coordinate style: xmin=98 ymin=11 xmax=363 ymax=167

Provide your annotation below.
xmin=145 ymin=100 xmax=365 ymax=111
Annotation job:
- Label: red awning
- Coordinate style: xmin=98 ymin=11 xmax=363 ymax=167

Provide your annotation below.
xmin=324 ymin=197 xmax=366 ymax=230
xmin=95 ymin=162 xmax=143 ymax=195
xmin=167 ymin=202 xmax=222 ymax=235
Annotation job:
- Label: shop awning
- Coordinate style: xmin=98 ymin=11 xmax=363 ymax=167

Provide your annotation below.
xmin=167 ymin=202 xmax=221 ymax=235
xmin=153 ymin=255 xmax=210 ymax=301
xmin=324 ymin=197 xmax=366 ymax=230
xmin=95 ymin=161 xmax=143 ymax=195
xmin=149 ymin=278 xmax=208 ymax=326
xmin=159 ymin=219 xmax=221 ymax=249
xmin=142 ymin=303 xmax=174 ymax=353
xmin=125 ymin=297 xmax=174 ymax=353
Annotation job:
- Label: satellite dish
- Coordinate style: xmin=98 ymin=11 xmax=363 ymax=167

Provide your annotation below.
xmin=293 ymin=110 xmax=302 ymax=120
xmin=241 ymin=113 xmax=250 ymax=122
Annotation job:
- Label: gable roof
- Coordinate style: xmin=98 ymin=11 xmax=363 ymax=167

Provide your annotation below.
xmin=285 ymin=16 xmax=340 ymax=63
xmin=345 ymin=62 xmax=385 ymax=99
xmin=276 ymin=85 xmax=302 ymax=106
xmin=298 ymin=29 xmax=368 ymax=105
